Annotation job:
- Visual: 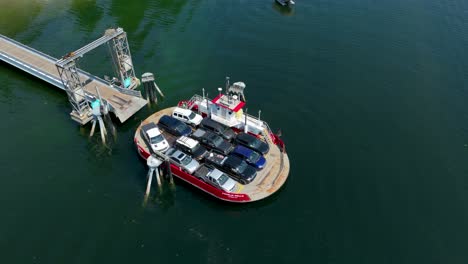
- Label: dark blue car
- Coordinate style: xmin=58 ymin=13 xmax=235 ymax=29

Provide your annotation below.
xmin=158 ymin=115 xmax=192 ymax=136
xmin=231 ymin=145 xmax=266 ymax=170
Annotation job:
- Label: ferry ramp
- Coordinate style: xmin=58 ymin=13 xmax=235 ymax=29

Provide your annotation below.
xmin=0 ymin=34 xmax=147 ymax=123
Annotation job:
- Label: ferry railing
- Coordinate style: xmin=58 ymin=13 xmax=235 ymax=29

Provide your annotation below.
xmin=246 ymin=112 xmax=286 ymax=153
xmin=185 ymin=94 xmax=276 ymax=138
xmin=185 ymin=93 xmax=283 ymax=150
xmin=244 ymin=112 xmax=273 ymax=136
xmin=245 ymin=112 xmax=286 ymax=184
xmin=184 ymin=94 xmax=204 ymax=110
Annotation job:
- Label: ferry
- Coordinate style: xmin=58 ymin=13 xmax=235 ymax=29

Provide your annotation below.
xmin=134 ymin=80 xmax=290 ymax=202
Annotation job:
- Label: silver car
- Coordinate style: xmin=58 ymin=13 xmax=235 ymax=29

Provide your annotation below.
xmin=166 ymin=148 xmax=200 ymax=174
xmin=206 ymin=168 xmax=237 ymax=192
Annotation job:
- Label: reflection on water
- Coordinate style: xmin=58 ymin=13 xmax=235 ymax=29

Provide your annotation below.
xmin=142 ymin=177 xmax=176 ymax=210
xmin=70 ymin=0 xmax=103 ymax=34
xmin=61 ymin=0 xmax=203 ymax=78
xmin=152 ymin=183 xmax=176 ymax=210
xmin=0 ymin=0 xmax=44 ymax=36
xmin=109 ymin=0 xmax=193 ymax=33
xmin=107 ymin=0 xmax=201 ymax=52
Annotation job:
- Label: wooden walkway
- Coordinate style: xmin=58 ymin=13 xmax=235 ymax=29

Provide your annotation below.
xmin=0 ymin=35 xmax=147 ymax=123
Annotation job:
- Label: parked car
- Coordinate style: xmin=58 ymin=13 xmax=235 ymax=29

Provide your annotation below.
xmin=141 ymin=122 xmax=169 ymax=153
xmin=234 ymin=132 xmax=269 ymax=155
xmin=231 ymin=145 xmax=266 ymax=170
xmin=194 ymin=165 xmax=238 ymax=192
xmin=166 ymin=148 xmax=200 ymax=174
xmin=158 ymin=115 xmax=192 ymax=136
xmin=191 ymin=129 xmax=234 ymax=155
xmin=174 ymin=136 xmax=208 ymax=161
xmin=200 ymin=118 xmax=236 ymax=141
xmin=205 ymin=153 xmax=257 ymax=184
xmin=172 ymin=107 xmax=203 ymax=126
xmin=204 ymin=152 xmax=226 ymax=168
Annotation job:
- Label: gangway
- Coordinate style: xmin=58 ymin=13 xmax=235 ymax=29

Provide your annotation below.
xmin=0 ymin=28 xmax=147 ymax=124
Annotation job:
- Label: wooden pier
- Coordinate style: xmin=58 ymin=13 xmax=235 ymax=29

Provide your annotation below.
xmin=0 ymin=33 xmax=147 ymax=124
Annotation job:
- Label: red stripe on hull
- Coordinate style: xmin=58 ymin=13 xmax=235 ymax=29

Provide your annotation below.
xmin=135 ymin=141 xmax=251 ymax=203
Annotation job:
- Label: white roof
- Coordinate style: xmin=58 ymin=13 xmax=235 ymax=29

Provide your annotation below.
xmin=146 ymin=127 xmax=162 ymax=138
xmin=209 ymin=168 xmax=225 ymax=179
xmin=176 ymin=136 xmax=199 ymax=149
xmin=173 ymin=107 xmax=193 ymax=116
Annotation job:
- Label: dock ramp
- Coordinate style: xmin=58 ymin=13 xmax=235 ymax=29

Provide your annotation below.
xmin=0 ymin=34 xmax=147 ymax=123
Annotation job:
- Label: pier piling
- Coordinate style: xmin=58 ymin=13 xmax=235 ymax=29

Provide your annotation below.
xmin=145 ymin=155 xmax=164 ymax=197
xmin=142 ymin=72 xmax=164 ymax=105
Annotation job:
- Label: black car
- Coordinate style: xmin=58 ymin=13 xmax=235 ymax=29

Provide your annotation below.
xmin=191 ymin=128 xmax=234 ymax=155
xmin=234 ymin=132 xmax=269 ymax=155
xmin=158 ymin=115 xmax=192 ymax=136
xmin=220 ymin=155 xmax=257 ymax=184
xmin=200 ymin=118 xmax=236 ymax=141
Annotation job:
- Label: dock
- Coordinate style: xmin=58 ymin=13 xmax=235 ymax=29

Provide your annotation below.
xmin=0 ymin=29 xmax=147 ymax=124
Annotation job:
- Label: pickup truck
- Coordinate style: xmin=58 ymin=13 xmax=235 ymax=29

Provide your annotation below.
xmin=204 ymin=152 xmax=257 ymax=184
xmin=194 ymin=165 xmax=238 ymax=192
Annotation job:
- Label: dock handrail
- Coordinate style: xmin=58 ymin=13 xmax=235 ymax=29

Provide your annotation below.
xmin=110 ymin=85 xmax=142 ymax=97
xmin=0 ymin=34 xmax=58 ymax=62
xmin=0 ymin=34 xmax=142 ymax=97
xmin=77 ymin=68 xmax=142 ymax=98
xmin=0 ymin=51 xmax=65 ymax=88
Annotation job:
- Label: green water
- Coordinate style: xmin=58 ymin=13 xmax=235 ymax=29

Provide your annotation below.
xmin=1 ymin=0 xmax=468 ymax=263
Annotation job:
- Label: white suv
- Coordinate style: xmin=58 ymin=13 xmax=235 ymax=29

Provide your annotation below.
xmin=172 ymin=107 xmax=202 ymax=126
